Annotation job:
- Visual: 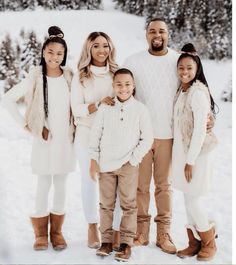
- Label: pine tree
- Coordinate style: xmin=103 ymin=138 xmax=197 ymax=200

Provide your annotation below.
xmin=0 ymin=35 xmax=20 ymax=93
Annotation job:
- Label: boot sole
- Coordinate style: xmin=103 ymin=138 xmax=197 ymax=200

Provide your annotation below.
xmin=115 ymin=256 xmax=129 ymax=262
xmin=96 ymin=251 xmax=112 ymax=257
xmin=88 ymin=243 xmax=100 ymax=249
xmin=197 ymin=256 xmax=214 ymax=261
xmin=156 ymin=243 xmax=176 ymax=254
xmin=34 ymin=246 xmax=48 ymax=251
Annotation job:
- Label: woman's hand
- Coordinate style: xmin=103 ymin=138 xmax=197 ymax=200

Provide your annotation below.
xmin=100 ymin=96 xmax=115 ymax=106
xmin=42 ymin=126 xmax=49 ymax=141
xmin=184 ymin=163 xmax=193 ymax=183
xmin=90 ymin=159 xmax=100 ymax=182
xmin=88 ymin=103 xmax=97 ymax=114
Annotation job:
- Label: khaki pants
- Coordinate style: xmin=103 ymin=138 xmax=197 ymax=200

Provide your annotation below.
xmin=99 ymin=162 xmax=139 ymax=246
xmin=137 ymin=139 xmax=173 ymax=233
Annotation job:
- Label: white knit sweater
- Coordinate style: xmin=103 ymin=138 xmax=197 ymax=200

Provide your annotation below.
xmin=71 ymin=64 xmax=114 ymax=129
xmin=123 ymin=48 xmax=179 ymax=139
xmin=89 ymin=96 xmax=153 ymax=172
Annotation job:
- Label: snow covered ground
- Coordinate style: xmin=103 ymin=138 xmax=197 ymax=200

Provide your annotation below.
xmin=0 ymin=2 xmax=232 ymax=264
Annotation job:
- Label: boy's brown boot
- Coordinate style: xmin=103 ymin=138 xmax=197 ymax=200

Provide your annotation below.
xmin=197 ymin=227 xmax=217 ymax=261
xmin=31 ymin=215 xmax=49 ymax=250
xmin=115 ymin=243 xmax=131 ymax=262
xmin=112 ymin=230 xmax=120 ymax=251
xmin=50 ymin=213 xmax=67 ymax=250
xmin=177 ymin=227 xmax=201 ymax=258
xmin=134 ymin=220 xmax=150 ymax=246
xmin=88 ymin=223 xmax=100 ymax=248
xmin=96 ymin=243 xmax=113 ymax=256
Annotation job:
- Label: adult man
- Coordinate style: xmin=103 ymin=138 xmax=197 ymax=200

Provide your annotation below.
xmin=123 ymin=18 xmax=179 ymax=254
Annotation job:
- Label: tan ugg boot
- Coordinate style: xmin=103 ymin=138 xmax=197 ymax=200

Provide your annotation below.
xmin=50 ymin=213 xmax=67 ymax=250
xmin=112 ymin=230 xmax=120 ymax=251
xmin=134 ymin=220 xmax=150 ymax=246
xmin=88 ymin=223 xmax=100 ymax=249
xmin=197 ymin=226 xmax=217 ymax=261
xmin=31 ymin=215 xmax=49 ymax=250
xmin=177 ymin=226 xmax=201 ymax=258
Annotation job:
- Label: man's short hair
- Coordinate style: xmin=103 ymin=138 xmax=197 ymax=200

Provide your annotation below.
xmin=145 ymin=17 xmax=167 ymax=30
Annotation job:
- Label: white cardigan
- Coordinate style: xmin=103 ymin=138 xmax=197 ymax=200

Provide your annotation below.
xmin=89 ymin=96 xmax=154 ymax=172
xmin=2 ymin=68 xmax=75 ymax=175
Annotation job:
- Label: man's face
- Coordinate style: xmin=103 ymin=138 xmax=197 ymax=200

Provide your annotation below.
xmin=146 ymin=20 xmax=169 ymax=54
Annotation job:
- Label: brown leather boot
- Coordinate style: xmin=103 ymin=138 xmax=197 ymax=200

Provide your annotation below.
xmin=134 ymin=220 xmax=150 ymax=246
xmin=112 ymin=230 xmax=120 ymax=251
xmin=197 ymin=227 xmax=217 ymax=261
xmin=88 ymin=223 xmax=100 ymax=249
xmin=115 ymin=243 xmax=131 ymax=262
xmin=50 ymin=213 xmax=67 ymax=250
xmin=156 ymin=232 xmax=177 ymax=254
xmin=31 ymin=216 xmax=49 ymax=250
xmin=177 ymin=227 xmax=201 ymax=258
xmin=96 ymin=243 xmax=113 ymax=256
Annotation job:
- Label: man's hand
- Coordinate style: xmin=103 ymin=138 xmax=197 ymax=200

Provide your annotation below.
xmin=184 ymin=163 xmax=193 ymax=183
xmin=206 ymin=113 xmax=215 ymax=133
xmin=90 ymin=159 xmax=100 ymax=181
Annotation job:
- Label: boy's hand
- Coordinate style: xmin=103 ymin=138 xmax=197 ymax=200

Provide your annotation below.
xmin=90 ymin=159 xmax=100 ymax=181
xmin=184 ymin=163 xmax=193 ymax=183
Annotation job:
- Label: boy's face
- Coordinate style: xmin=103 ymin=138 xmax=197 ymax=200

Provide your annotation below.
xmin=113 ymin=73 xmax=135 ymax=102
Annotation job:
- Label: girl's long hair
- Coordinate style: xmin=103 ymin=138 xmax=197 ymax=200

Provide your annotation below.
xmin=39 ymin=26 xmax=67 ymax=118
xmin=177 ymin=43 xmax=218 ymax=115
xmin=78 ymin=32 xmax=118 ymax=85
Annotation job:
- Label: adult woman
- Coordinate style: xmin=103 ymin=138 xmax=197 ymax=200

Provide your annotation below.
xmin=71 ymin=32 xmax=121 ymax=249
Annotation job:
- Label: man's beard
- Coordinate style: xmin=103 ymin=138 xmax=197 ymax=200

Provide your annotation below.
xmin=151 ymin=42 xmax=164 ymax=52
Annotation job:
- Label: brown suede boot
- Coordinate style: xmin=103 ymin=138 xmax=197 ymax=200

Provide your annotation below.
xmin=50 ymin=213 xmax=67 ymax=250
xmin=115 ymin=243 xmax=131 ymax=262
xmin=134 ymin=220 xmax=150 ymax=246
xmin=31 ymin=216 xmax=49 ymax=250
xmin=112 ymin=230 xmax=120 ymax=251
xmin=197 ymin=227 xmax=217 ymax=261
xmin=96 ymin=243 xmax=113 ymax=256
xmin=177 ymin=227 xmax=201 ymax=258
xmin=88 ymin=223 xmax=100 ymax=249
xmin=156 ymin=232 xmax=176 ymax=254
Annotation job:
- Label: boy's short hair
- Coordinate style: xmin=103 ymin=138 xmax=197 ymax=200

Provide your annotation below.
xmin=113 ymin=68 xmax=134 ymax=80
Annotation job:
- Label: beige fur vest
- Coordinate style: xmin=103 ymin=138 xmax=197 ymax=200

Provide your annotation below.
xmin=24 ymin=66 xmax=75 ymax=141
xmin=173 ymin=80 xmax=218 ymax=154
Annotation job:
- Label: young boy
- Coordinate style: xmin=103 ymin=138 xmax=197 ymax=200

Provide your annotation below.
xmin=89 ymin=68 xmax=153 ymax=261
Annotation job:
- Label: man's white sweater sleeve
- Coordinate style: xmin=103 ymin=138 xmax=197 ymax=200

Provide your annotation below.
xmin=89 ymin=106 xmax=104 ymax=163
xmin=129 ymin=107 xmax=154 ymax=166
xmin=186 ymin=90 xmax=209 ymax=165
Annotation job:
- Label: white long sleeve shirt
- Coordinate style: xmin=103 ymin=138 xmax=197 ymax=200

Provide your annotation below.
xmin=89 ymin=96 xmax=154 ymax=172
xmin=71 ymin=64 xmax=114 ymax=129
xmin=123 ymin=48 xmax=179 ymax=139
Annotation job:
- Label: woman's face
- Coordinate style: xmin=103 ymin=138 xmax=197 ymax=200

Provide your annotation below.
xmin=177 ymin=57 xmax=198 ymax=86
xmin=43 ymin=42 xmax=65 ymax=70
xmin=91 ymin=36 xmax=110 ymax=67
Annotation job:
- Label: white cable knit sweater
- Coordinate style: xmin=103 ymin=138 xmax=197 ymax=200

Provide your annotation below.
xmin=89 ymin=96 xmax=154 ymax=172
xmin=123 ymin=48 xmax=179 ymax=139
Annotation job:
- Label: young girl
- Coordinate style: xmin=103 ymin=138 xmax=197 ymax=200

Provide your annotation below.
xmin=2 ymin=26 xmax=75 ymax=251
xmin=71 ymin=32 xmax=121 ymax=249
xmin=172 ymin=43 xmax=218 ymax=261
xmin=89 ymin=68 xmax=153 ymax=262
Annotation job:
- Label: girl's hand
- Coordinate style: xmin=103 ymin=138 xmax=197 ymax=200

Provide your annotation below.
xmin=88 ymin=103 xmax=97 ymax=114
xmin=90 ymin=159 xmax=100 ymax=182
xmin=42 ymin=126 xmax=49 ymax=141
xmin=206 ymin=113 xmax=215 ymax=133
xmin=100 ymin=96 xmax=115 ymax=106
xmin=184 ymin=163 xmax=193 ymax=183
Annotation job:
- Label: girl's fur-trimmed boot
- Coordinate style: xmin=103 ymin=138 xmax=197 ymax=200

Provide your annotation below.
xmin=197 ymin=226 xmax=217 ymax=261
xmin=31 ymin=215 xmax=49 ymax=250
xmin=177 ymin=226 xmax=201 ymax=258
xmin=50 ymin=213 xmax=67 ymax=250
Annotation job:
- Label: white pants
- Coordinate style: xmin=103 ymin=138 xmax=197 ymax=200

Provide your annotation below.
xmin=184 ymin=193 xmax=210 ymax=232
xmin=33 ymin=174 xmax=67 ymax=217
xmin=75 ymin=133 xmax=122 ymax=230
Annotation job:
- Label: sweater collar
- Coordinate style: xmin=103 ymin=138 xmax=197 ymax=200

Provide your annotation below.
xmin=114 ymin=96 xmax=135 ymax=108
xmin=90 ymin=64 xmax=109 ymax=77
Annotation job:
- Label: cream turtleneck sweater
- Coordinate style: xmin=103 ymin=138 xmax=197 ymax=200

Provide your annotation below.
xmin=71 ymin=64 xmax=114 ymax=129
